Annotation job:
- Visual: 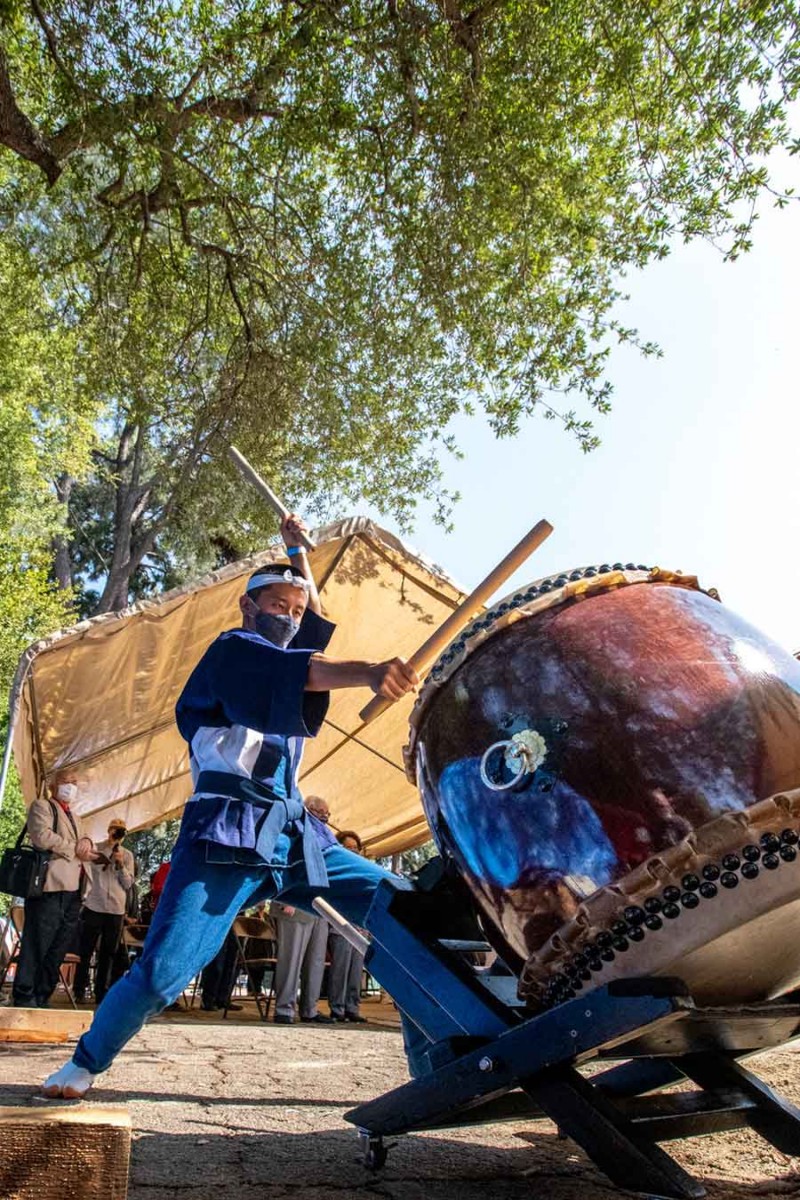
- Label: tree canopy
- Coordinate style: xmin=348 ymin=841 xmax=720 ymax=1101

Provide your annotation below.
xmin=0 ymin=0 xmax=798 ymax=623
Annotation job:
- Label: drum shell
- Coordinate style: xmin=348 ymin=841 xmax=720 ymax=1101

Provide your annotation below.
xmin=413 ymin=580 xmax=800 ymax=974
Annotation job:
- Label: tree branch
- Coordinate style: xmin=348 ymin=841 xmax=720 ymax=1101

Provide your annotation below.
xmin=29 ymin=0 xmax=83 ymax=93
xmin=386 ymin=1 xmax=422 ymax=133
xmin=50 ymin=95 xmax=167 ymax=159
xmin=438 ymin=0 xmax=496 ymax=85
xmin=225 ymin=258 xmax=253 ymax=344
xmin=0 ymin=43 xmax=61 ymax=183
xmin=182 ymin=93 xmax=281 ymax=123
xmin=3 ymin=26 xmax=281 ymax=188
xmin=465 ymin=0 xmax=505 ymax=26
xmin=177 ymin=203 xmax=253 ymax=342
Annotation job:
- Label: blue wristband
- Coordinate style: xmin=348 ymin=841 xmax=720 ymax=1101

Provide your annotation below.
xmin=285 ymin=545 xmax=303 ymax=558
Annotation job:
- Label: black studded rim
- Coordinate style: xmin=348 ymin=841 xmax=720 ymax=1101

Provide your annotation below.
xmin=520 ymin=827 xmax=800 ymax=1012
xmin=431 ymin=563 xmax=654 ymax=680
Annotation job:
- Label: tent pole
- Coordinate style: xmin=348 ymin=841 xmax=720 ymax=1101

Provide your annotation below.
xmin=0 ymin=715 xmax=15 ymax=814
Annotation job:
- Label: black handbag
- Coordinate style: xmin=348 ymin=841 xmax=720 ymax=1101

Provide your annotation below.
xmin=0 ymin=802 xmax=58 ymax=899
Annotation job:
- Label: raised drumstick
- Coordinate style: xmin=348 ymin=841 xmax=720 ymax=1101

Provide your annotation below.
xmin=227 ymin=445 xmax=316 ymax=552
xmin=359 ymin=518 xmax=553 ymax=724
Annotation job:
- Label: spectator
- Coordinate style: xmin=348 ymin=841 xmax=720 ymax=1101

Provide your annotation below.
xmin=150 ymin=861 xmax=171 ymax=899
xmin=200 ymin=927 xmax=242 ymax=1012
xmin=74 ymin=820 xmax=135 ymax=1005
xmin=271 ymin=796 xmax=332 ymax=1025
xmin=140 ymin=862 xmax=170 ymax=926
xmin=12 ymin=772 xmax=99 ymax=1008
xmin=327 ymin=831 xmax=368 ymax=1024
xmin=110 ymin=852 xmax=142 ymax=986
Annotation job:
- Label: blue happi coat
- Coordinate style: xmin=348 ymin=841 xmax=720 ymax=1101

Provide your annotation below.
xmin=175 ymin=608 xmax=337 ymax=887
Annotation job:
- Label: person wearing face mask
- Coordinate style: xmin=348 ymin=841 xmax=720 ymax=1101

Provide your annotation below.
xmin=13 ymin=773 xmax=100 ymax=1008
xmin=43 ymin=513 xmax=421 ymax=1099
xmin=73 ymin=819 xmax=135 ymax=1005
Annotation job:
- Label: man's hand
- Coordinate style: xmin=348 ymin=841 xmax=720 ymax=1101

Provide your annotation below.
xmin=110 ymin=845 xmax=124 ymax=866
xmin=280 ymin=510 xmax=321 ymax=614
xmin=281 ymin=512 xmax=310 ymax=549
xmin=76 ymin=838 xmax=102 ymax=863
xmin=370 ymin=658 xmax=419 ymax=700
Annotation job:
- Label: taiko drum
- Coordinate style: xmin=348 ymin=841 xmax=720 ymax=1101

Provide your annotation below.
xmin=406 ymin=566 xmax=800 ymax=1009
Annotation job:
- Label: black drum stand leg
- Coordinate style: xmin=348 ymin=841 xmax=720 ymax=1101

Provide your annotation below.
xmin=675 ymin=1052 xmax=800 ymax=1157
xmin=348 ymin=883 xmax=800 ymax=1198
xmin=524 ymin=1065 xmax=706 ymax=1200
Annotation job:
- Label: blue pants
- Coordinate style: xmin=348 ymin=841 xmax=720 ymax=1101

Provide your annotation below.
xmin=73 ymin=835 xmax=429 ymax=1074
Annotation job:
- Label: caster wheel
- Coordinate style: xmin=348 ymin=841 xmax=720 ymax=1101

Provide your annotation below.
xmin=364 ymin=1143 xmax=388 ymax=1170
xmin=357 ymin=1129 xmax=389 ymax=1171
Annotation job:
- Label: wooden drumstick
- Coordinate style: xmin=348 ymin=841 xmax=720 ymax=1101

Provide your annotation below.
xmin=312 ymin=896 xmax=369 ymax=955
xmin=227 ymin=445 xmax=316 ymax=552
xmin=359 ymin=517 xmax=554 ymax=724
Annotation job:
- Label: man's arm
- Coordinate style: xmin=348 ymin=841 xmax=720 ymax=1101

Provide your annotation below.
xmin=27 ymin=799 xmax=77 ymax=859
xmin=306 ymin=656 xmax=418 ymax=700
xmin=281 ymin=513 xmax=321 ymax=616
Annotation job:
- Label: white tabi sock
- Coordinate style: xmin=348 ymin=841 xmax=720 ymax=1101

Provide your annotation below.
xmin=41 ymin=1060 xmax=98 ymax=1099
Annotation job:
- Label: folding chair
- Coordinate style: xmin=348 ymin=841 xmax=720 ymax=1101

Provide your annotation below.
xmin=59 ymin=950 xmax=80 ymax=1008
xmin=120 ymin=922 xmax=148 ymax=962
xmin=0 ymin=906 xmax=23 ymax=996
xmin=361 ymin=966 xmax=381 ymax=1000
xmin=223 ymin=915 xmax=277 ymax=1021
xmin=186 ymin=973 xmax=202 ymax=1008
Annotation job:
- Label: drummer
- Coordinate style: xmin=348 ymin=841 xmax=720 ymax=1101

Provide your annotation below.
xmin=42 ymin=513 xmax=418 ymax=1100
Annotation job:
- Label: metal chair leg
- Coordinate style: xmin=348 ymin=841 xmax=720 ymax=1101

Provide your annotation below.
xmin=59 ymin=963 xmax=78 ymax=1010
xmin=0 ymin=913 xmax=18 ymax=994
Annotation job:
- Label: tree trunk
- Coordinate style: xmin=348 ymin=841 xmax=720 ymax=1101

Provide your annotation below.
xmin=93 ymin=527 xmax=159 ymax=615
xmin=52 ymin=474 xmax=73 ymax=591
xmin=92 ymin=424 xmax=145 ymax=615
xmin=94 ymin=570 xmax=131 ymax=615
xmin=88 ymin=419 xmax=210 ymax=615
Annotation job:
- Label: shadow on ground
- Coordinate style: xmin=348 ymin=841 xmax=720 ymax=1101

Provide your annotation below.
xmin=3 ymin=1024 xmax=800 ymax=1199
xmin=125 ymin=1125 xmax=800 ymax=1200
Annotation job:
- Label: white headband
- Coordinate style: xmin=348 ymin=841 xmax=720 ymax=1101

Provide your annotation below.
xmin=246 ymin=569 xmax=310 ymax=593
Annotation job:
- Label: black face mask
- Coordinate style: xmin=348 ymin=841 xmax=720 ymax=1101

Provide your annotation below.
xmin=254 ymin=610 xmax=300 ymax=648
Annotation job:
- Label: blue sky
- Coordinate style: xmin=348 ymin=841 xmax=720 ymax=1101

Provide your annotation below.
xmin=367 ymin=188 xmax=800 ymax=653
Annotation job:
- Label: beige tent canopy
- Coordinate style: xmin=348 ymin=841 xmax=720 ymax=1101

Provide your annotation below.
xmin=7 ymin=518 xmax=470 ymax=857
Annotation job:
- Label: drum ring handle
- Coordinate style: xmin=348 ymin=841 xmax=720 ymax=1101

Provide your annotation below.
xmin=479 ymin=740 xmax=533 ymax=792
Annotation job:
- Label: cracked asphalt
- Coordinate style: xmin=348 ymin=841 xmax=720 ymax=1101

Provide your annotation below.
xmin=1 ymin=1016 xmax=800 ymax=1199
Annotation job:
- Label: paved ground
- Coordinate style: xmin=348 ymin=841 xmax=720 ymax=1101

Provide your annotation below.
xmin=1 ymin=1006 xmax=800 ymax=1199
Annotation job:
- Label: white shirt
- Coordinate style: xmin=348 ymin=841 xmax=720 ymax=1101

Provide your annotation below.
xmin=82 ymin=840 xmax=135 ymax=915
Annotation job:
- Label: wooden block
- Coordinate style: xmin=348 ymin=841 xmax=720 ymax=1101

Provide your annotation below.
xmin=0 ymin=1031 xmax=68 ymax=1044
xmin=0 ymin=1106 xmax=131 ymax=1200
xmin=0 ymin=1008 xmax=93 ymax=1043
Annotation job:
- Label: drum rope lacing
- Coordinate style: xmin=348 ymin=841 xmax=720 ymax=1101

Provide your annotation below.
xmin=527 ymin=827 xmax=800 ymax=1012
